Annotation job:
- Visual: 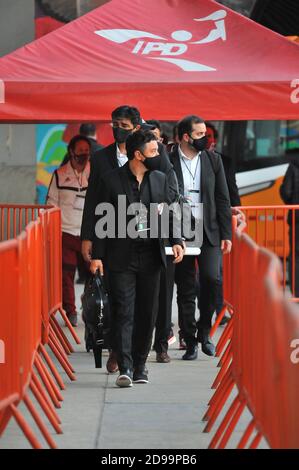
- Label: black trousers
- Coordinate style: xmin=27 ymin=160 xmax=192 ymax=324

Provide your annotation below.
xmin=195 ymin=255 xmax=224 ymax=316
xmin=153 ymin=256 xmax=175 ymax=354
xmin=175 ymin=240 xmax=222 ymax=346
xmin=108 ymin=242 xmax=162 ymax=371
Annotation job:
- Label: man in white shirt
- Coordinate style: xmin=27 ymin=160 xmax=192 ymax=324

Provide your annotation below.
xmin=170 ymin=115 xmax=232 ymax=360
xmin=47 ymin=135 xmax=91 ymax=327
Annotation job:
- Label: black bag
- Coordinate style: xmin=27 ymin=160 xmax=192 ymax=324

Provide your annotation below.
xmin=81 ymin=272 xmax=110 ymax=368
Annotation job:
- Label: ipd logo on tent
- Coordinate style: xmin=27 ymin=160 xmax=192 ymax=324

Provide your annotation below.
xmin=95 ymin=10 xmax=227 ymax=72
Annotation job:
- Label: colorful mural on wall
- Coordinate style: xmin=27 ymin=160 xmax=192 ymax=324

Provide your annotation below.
xmin=36 ymin=124 xmax=67 ymax=203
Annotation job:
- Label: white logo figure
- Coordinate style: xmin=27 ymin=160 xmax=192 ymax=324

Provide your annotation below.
xmin=95 ymin=10 xmax=227 ymax=72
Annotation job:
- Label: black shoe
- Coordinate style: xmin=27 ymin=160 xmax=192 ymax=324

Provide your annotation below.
xmin=68 ymin=313 xmax=78 ymax=327
xmin=197 ymin=328 xmax=215 ymax=356
xmin=133 ymin=366 xmax=149 ymax=384
xmin=116 ymin=369 xmax=133 ymax=388
xmin=219 ymin=315 xmax=230 ymax=326
xmin=182 ymin=345 xmax=198 ymax=360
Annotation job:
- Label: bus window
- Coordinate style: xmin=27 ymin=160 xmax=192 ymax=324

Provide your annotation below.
xmin=235 ymin=120 xmax=299 ymax=173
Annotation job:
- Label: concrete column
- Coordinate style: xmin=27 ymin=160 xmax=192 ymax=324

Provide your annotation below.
xmin=0 ymin=0 xmax=36 ymax=203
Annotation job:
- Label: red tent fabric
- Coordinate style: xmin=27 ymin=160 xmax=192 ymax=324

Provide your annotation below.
xmin=0 ymin=0 xmax=299 ymax=122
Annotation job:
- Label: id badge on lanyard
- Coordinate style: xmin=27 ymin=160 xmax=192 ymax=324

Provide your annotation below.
xmin=73 ymin=194 xmax=85 ymax=210
xmin=135 ymin=203 xmax=149 ymax=233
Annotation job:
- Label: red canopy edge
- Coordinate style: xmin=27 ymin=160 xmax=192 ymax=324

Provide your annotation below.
xmin=0 ymin=0 xmax=299 ymax=121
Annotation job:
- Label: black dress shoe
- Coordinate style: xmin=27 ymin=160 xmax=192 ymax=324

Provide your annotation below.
xmin=182 ymin=345 xmax=198 ymax=360
xmin=116 ymin=369 xmax=133 ymax=388
xmin=197 ymin=328 xmax=215 ymax=356
xmin=133 ymin=366 xmax=149 ymax=384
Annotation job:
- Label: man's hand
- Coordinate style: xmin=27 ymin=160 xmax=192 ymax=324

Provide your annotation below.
xmin=221 ymin=240 xmax=232 ymax=255
xmin=172 ymin=244 xmax=184 ymax=264
xmin=231 ymin=207 xmax=246 ymax=226
xmin=81 ymin=240 xmax=93 ymax=263
xmin=90 ymin=259 xmax=104 ymax=275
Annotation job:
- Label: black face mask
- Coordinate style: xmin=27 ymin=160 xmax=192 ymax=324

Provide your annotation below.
xmin=142 ymin=154 xmax=162 ymax=171
xmin=113 ymin=127 xmax=133 ymax=144
xmin=188 ymin=135 xmax=208 ymax=152
xmin=74 ymin=154 xmax=89 ymax=165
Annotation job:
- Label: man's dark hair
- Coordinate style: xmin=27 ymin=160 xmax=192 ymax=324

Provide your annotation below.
xmin=79 ymin=123 xmax=96 ymax=137
xmin=126 ymin=130 xmax=157 ymax=161
xmin=68 ymin=135 xmax=91 ymax=153
xmin=205 ymin=122 xmax=219 ymax=140
xmin=111 ymin=105 xmax=141 ymax=127
xmin=172 ymin=124 xmax=178 ymax=141
xmin=177 ymin=115 xmax=205 ymax=141
xmin=146 ymin=119 xmax=161 ymax=131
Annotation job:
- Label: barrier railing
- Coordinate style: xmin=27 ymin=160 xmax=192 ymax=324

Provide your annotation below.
xmin=0 ymin=204 xmax=81 ymax=448
xmin=239 ymin=205 xmax=299 ymax=301
xmin=204 ymin=213 xmax=299 ymax=449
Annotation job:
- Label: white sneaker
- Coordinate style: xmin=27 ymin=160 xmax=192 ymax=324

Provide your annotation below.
xmin=116 ymin=373 xmax=133 ymax=388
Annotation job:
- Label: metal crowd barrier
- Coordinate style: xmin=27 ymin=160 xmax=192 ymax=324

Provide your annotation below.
xmin=0 ymin=204 xmax=81 ymax=448
xmin=204 ymin=214 xmax=299 ymax=448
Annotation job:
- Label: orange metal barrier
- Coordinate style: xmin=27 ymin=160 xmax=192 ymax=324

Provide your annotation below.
xmin=239 ymin=205 xmax=299 ymax=301
xmin=204 ymin=216 xmax=299 ymax=448
xmin=0 ymin=204 xmax=81 ymax=448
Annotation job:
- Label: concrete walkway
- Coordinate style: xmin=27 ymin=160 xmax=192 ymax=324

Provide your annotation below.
xmin=0 ymin=283 xmax=269 ymax=449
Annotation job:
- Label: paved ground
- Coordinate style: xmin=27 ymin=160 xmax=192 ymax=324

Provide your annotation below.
xmin=0 ymin=282 xmax=269 ymax=450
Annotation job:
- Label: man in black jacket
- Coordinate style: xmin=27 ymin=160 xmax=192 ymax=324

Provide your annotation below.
xmin=81 ymin=106 xmax=142 ymax=257
xmin=90 ymin=130 xmax=184 ymax=387
xmin=203 ymin=123 xmax=240 ymax=324
xmin=205 ymin=123 xmax=240 ymax=207
xmin=81 ymin=107 xmax=179 ymax=372
xmin=170 ymin=115 xmax=232 ymax=360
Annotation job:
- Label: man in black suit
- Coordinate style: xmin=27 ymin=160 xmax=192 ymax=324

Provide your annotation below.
xmin=80 ymin=106 xmax=142 ymax=372
xmin=204 ymin=123 xmax=240 ymax=324
xmin=81 ymin=106 xmax=142 ymax=257
xmin=170 ymin=115 xmax=232 ymax=360
xmin=90 ymin=130 xmax=184 ymax=388
xmin=79 ymin=123 xmax=104 ymax=155
xmin=81 ymin=107 xmax=179 ymax=372
xmin=205 ymin=123 xmax=240 ymax=207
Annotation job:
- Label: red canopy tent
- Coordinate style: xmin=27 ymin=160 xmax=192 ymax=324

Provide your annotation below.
xmin=0 ymin=0 xmax=299 ymax=122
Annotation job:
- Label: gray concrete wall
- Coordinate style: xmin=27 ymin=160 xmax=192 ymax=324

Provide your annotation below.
xmin=0 ymin=0 xmax=36 ymax=204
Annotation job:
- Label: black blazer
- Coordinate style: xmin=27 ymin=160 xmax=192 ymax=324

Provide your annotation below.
xmin=219 ymin=153 xmax=241 ymax=207
xmin=169 ymin=147 xmax=232 ymax=245
xmin=81 ymin=142 xmax=179 ymax=241
xmin=92 ymin=163 xmax=182 ymax=271
xmin=81 ymin=143 xmax=119 ymax=241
